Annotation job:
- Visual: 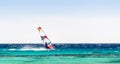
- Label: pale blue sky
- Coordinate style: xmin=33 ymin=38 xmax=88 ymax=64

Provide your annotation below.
xmin=0 ymin=0 xmax=120 ymax=43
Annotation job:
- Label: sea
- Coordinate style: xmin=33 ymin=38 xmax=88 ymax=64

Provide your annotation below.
xmin=0 ymin=43 xmax=120 ymax=64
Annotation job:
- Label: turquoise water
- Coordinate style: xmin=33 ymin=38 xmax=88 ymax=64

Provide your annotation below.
xmin=0 ymin=44 xmax=120 ymax=64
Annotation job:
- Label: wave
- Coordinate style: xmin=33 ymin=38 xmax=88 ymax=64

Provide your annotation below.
xmin=21 ymin=45 xmax=48 ymax=51
xmin=9 ymin=48 xmax=48 ymax=51
xmin=9 ymin=48 xmax=16 ymax=51
xmin=19 ymin=48 xmax=48 ymax=51
xmin=9 ymin=45 xmax=48 ymax=51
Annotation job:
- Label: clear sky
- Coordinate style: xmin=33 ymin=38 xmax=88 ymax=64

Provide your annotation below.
xmin=0 ymin=0 xmax=120 ymax=43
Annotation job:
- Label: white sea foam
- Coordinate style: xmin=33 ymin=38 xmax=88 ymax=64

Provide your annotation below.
xmin=22 ymin=45 xmax=49 ymax=51
xmin=9 ymin=48 xmax=48 ymax=51
xmin=19 ymin=47 xmax=48 ymax=51
xmin=9 ymin=48 xmax=16 ymax=51
xmin=9 ymin=45 xmax=48 ymax=51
